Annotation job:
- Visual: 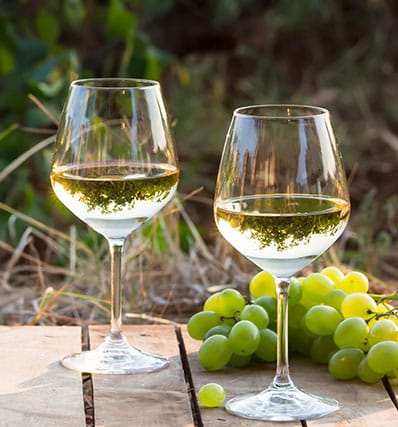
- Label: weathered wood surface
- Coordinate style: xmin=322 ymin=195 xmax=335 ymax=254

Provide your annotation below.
xmin=290 ymin=358 xmax=397 ymax=427
xmin=89 ymin=325 xmax=194 ymax=427
xmin=181 ymin=327 xmax=299 ymax=427
xmin=0 ymin=326 xmax=85 ymax=427
xmin=181 ymin=326 xmax=398 ymax=427
xmin=0 ymin=325 xmax=397 ymax=427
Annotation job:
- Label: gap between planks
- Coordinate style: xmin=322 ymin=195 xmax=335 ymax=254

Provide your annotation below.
xmin=81 ymin=325 xmax=95 ymax=427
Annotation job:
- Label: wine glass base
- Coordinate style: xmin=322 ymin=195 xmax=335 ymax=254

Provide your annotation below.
xmin=61 ymin=334 xmax=169 ymax=374
xmin=225 ymin=384 xmax=339 ymax=421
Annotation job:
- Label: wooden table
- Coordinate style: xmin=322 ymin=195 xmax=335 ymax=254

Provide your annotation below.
xmin=0 ymin=325 xmax=397 ymax=426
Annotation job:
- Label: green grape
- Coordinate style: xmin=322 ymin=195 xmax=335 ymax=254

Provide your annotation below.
xmin=357 ymin=357 xmax=384 ymax=384
xmin=310 ymin=335 xmax=338 ymax=364
xmin=203 ymin=293 xmax=220 ymax=312
xmin=240 ymin=304 xmax=269 ymax=329
xmin=299 ymin=293 xmax=319 ymax=309
xmin=254 ymin=296 xmax=277 ymax=324
xmin=325 ymin=289 xmax=347 ymax=311
xmin=304 ymin=305 xmax=343 ymax=336
xmin=290 ymin=327 xmax=314 ymax=357
xmin=300 ymin=317 xmax=317 ymax=339
xmin=321 ymin=266 xmax=345 ymax=286
xmin=197 ymin=383 xmax=226 ymax=407
xmin=333 ymin=317 xmax=369 ymax=349
xmin=368 ymin=319 xmax=398 ymax=348
xmin=288 ymin=277 xmax=302 ymax=306
xmin=254 ymin=328 xmax=277 ymax=362
xmin=204 ymin=288 xmax=245 ymax=318
xmin=249 ymin=270 xmax=276 ymax=298
xmin=228 ymin=353 xmax=252 ymax=368
xmin=341 ymin=293 xmax=377 ymax=320
xmin=204 ymin=324 xmax=232 ymax=340
xmin=367 ymin=341 xmax=398 ymax=374
xmin=187 ymin=311 xmax=221 ymax=340
xmin=328 ymin=348 xmax=365 ymax=380
xmin=198 ymin=335 xmax=233 ymax=371
xmin=288 ymin=304 xmax=307 ymax=329
xmin=301 ymin=273 xmax=335 ymax=306
xmin=288 ymin=328 xmax=300 ymax=354
xmin=338 ymin=271 xmax=369 ymax=293
xmin=228 ymin=320 xmax=260 ymax=356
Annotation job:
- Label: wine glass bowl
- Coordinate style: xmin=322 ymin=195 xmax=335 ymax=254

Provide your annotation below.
xmin=214 ymin=105 xmax=350 ymax=420
xmin=51 ymin=78 xmax=178 ymax=374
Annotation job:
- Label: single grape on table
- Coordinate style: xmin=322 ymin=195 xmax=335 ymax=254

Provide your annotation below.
xmin=197 ymin=383 xmax=226 ymax=407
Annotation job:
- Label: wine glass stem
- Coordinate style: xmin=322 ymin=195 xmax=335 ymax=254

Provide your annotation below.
xmin=108 ymin=238 xmax=125 ymax=340
xmin=273 ymin=278 xmax=293 ymax=388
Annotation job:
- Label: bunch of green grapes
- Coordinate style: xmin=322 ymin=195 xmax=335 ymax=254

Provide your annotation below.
xmin=188 ymin=267 xmax=398 ymax=391
xmin=187 ymin=286 xmax=278 ymax=372
xmin=294 ymin=267 xmax=398 ymax=383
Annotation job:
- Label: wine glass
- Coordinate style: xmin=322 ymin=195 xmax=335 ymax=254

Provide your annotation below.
xmin=214 ymin=105 xmax=350 ymax=420
xmin=50 ymin=78 xmax=179 ymax=374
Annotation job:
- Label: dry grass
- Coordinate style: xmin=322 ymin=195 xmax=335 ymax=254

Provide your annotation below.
xmin=0 ymin=126 xmax=397 ymax=327
xmin=1 ymin=190 xmax=396 ymax=328
xmin=0 ymin=195 xmax=257 ymax=326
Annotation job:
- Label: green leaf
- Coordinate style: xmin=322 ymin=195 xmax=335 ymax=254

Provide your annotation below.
xmin=107 ymin=0 xmax=137 ymax=41
xmin=34 ymin=80 xmax=64 ymax=98
xmin=63 ymin=0 xmax=85 ymax=28
xmin=35 ymin=11 xmax=60 ymax=45
xmin=0 ymin=45 xmax=15 ymax=74
xmin=145 ymin=46 xmax=173 ymax=80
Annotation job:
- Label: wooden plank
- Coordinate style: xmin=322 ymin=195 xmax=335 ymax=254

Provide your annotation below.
xmin=289 ymin=358 xmax=398 ymax=427
xmin=181 ymin=327 xmax=300 ymax=427
xmin=182 ymin=327 xmax=398 ymax=426
xmin=89 ymin=324 xmax=194 ymax=427
xmin=0 ymin=326 xmax=85 ymax=427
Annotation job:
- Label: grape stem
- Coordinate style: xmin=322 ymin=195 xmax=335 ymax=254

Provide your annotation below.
xmin=369 ymin=291 xmax=398 ymax=303
xmin=367 ymin=291 xmax=398 ymax=321
xmin=367 ymin=307 xmax=398 ymax=322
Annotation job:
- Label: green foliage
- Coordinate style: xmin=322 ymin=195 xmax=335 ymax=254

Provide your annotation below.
xmin=107 ymin=0 xmax=137 ymax=41
xmin=0 ymin=0 xmax=396 ymax=279
xmin=0 ymin=0 xmax=173 ymax=240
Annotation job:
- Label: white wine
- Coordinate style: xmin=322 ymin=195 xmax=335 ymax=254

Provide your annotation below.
xmin=51 ymin=162 xmax=179 ymax=239
xmin=215 ymin=194 xmax=350 ymax=277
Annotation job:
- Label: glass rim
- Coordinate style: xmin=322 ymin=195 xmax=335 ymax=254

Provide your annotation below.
xmin=71 ymin=77 xmax=160 ymax=90
xmin=233 ymin=104 xmax=329 ymax=119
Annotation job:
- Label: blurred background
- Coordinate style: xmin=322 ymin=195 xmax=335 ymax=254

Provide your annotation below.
xmin=0 ymin=0 xmax=397 ymax=324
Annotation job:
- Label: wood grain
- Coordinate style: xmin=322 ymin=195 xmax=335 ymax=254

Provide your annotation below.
xmin=0 ymin=326 xmax=85 ymax=427
xmin=1 ymin=325 xmax=396 ymax=427
xmin=89 ymin=324 xmax=194 ymax=427
xmin=290 ymin=358 xmax=398 ymax=427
